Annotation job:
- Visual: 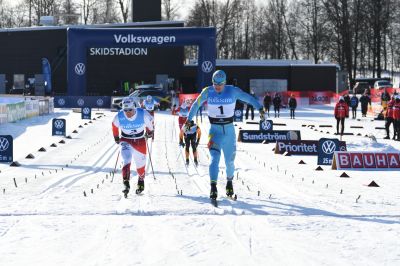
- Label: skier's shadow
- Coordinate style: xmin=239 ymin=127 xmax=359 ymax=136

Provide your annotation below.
xmin=173 ymin=194 xmax=270 ymax=216
xmin=257 ymin=198 xmax=400 ymax=225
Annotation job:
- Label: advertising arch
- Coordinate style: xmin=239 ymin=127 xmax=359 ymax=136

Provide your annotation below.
xmin=67 ymin=27 xmax=216 ymax=96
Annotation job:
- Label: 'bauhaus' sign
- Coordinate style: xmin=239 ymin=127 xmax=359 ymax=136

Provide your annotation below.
xmin=332 ymin=152 xmax=400 ymax=170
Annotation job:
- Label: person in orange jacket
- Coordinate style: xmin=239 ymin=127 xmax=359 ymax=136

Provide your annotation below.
xmin=393 ymin=95 xmax=400 ymax=141
xmin=334 ymin=96 xmax=349 ymax=135
xmin=179 ymin=120 xmax=202 ymax=166
xmin=384 ymin=95 xmax=395 ymax=139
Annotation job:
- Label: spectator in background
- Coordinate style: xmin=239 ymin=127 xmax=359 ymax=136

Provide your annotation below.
xmin=334 ymin=96 xmax=349 ymax=135
xmin=384 ymin=95 xmax=396 ymax=140
xmin=288 ymin=94 xmax=297 ymax=119
xmin=273 ymin=93 xmax=282 ymax=118
xmin=245 ymin=89 xmax=256 ymax=120
xmin=343 ymin=93 xmax=351 ymax=107
xmin=359 ymin=92 xmax=371 ymax=117
xmin=263 ymin=92 xmax=272 ymax=117
xmin=393 ymin=95 xmax=400 ymax=141
xmin=350 ymin=94 xmax=359 ymax=119
xmin=381 ymin=88 xmax=390 ymax=110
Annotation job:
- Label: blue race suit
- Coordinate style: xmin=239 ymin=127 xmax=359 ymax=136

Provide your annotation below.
xmin=187 ymin=85 xmax=262 ymax=182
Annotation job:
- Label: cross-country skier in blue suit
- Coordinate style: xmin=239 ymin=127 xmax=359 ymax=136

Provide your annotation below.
xmin=185 ymin=70 xmax=265 ymax=199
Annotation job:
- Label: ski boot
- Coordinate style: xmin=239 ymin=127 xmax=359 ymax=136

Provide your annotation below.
xmin=122 ymin=180 xmax=130 ymax=198
xmin=384 ymin=136 xmax=390 ymax=139
xmin=194 ymin=158 xmax=198 ymax=167
xmin=210 ymin=182 xmax=218 ymax=200
xmin=186 ymin=159 xmax=189 ymax=166
xmin=136 ymin=179 xmax=145 ymax=194
xmin=226 ymin=180 xmax=234 ymax=197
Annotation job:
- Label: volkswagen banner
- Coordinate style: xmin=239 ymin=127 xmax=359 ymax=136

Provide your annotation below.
xmin=81 ymin=107 xmax=92 ymax=120
xmin=0 ymin=135 xmax=13 ymax=163
xmin=238 ymin=130 xmax=301 ymax=143
xmin=234 ymin=109 xmax=243 ymax=122
xmin=260 ymin=120 xmax=273 ymax=131
xmin=318 ymin=138 xmax=342 ymax=165
xmin=52 ymin=118 xmax=66 ymax=136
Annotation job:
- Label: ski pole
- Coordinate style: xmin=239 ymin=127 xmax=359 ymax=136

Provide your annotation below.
xmin=146 ymin=138 xmax=156 ymax=180
xmin=176 ymin=146 xmax=183 ymax=162
xmin=111 ymin=150 xmax=120 ymax=183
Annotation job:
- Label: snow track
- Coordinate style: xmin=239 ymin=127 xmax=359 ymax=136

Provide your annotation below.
xmin=0 ymin=109 xmax=399 ymax=265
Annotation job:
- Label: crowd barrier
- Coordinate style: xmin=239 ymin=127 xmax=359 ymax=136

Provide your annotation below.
xmin=0 ymin=96 xmax=54 ymax=124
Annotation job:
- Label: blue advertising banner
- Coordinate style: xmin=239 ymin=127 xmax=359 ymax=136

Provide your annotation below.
xmin=54 ymin=96 xmax=111 ymax=108
xmin=67 ymin=27 xmax=216 ymax=96
xmin=234 ymin=109 xmax=243 ymax=122
xmin=317 ymin=138 xmax=344 ymax=165
xmin=260 ymin=120 xmax=273 ymax=131
xmin=81 ymin=107 xmax=92 ymax=119
xmin=238 ymin=130 xmax=301 ymax=143
xmin=52 ymin=118 xmax=66 ymax=136
xmin=0 ymin=135 xmax=13 ymax=163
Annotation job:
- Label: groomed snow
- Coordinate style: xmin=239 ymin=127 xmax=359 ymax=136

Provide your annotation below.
xmin=0 ymin=106 xmax=399 ymax=266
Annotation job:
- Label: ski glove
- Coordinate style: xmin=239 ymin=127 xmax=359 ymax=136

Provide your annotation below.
xmin=114 ymin=136 xmax=120 ymax=144
xmin=179 ymin=140 xmax=185 ymax=148
xmin=259 ymin=108 xmax=265 ymax=121
xmin=195 ymin=139 xmax=200 ymax=148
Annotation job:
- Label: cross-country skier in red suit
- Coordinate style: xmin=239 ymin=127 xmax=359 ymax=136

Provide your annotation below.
xmin=112 ymin=97 xmax=154 ymax=197
xmin=173 ymin=99 xmax=191 ymax=129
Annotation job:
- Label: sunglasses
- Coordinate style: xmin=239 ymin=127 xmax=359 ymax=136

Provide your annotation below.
xmin=124 ymin=108 xmax=133 ymax=112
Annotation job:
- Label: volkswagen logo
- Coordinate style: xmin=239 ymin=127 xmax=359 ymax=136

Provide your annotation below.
xmin=96 ymin=98 xmax=104 ymax=106
xmin=57 ymin=98 xmax=66 ymax=106
xmin=77 ymin=98 xmax=84 ymax=107
xmin=261 ymin=120 xmax=272 ymax=131
xmin=82 ymin=107 xmax=90 ymax=115
xmin=234 ymin=110 xmax=242 ymax=117
xmin=54 ymin=120 xmax=64 ymax=129
xmin=201 ymin=61 xmax=213 ymax=73
xmin=286 ymin=131 xmax=299 ymax=140
xmin=74 ymin=63 xmax=86 ymax=75
xmin=0 ymin=137 xmax=10 ymax=152
xmin=322 ymin=140 xmax=336 ymax=154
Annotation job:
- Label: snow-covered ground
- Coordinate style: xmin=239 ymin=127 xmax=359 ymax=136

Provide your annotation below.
xmin=0 ymin=106 xmax=399 ymax=266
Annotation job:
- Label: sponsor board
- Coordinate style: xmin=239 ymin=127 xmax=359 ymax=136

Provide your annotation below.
xmin=309 ymin=91 xmax=332 ymax=105
xmin=317 ymin=138 xmax=343 ymax=165
xmin=234 ymin=109 xmax=243 ymax=122
xmin=275 ymin=140 xmax=347 ymax=156
xmin=54 ymin=96 xmax=111 ymax=108
xmin=81 ymin=107 xmax=91 ymax=120
xmin=260 ymin=120 xmax=273 ymax=131
xmin=0 ymin=135 xmax=13 ymax=163
xmin=238 ymin=130 xmax=301 ymax=143
xmin=52 ymin=118 xmax=66 ymax=136
xmin=332 ymin=152 xmax=400 ymax=170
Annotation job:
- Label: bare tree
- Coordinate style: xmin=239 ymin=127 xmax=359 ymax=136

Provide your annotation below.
xmin=117 ymin=0 xmax=129 ymax=23
xmin=162 ymin=0 xmax=179 ymax=21
xmin=59 ymin=0 xmax=79 ymax=24
xmin=81 ymin=0 xmax=98 ymax=24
